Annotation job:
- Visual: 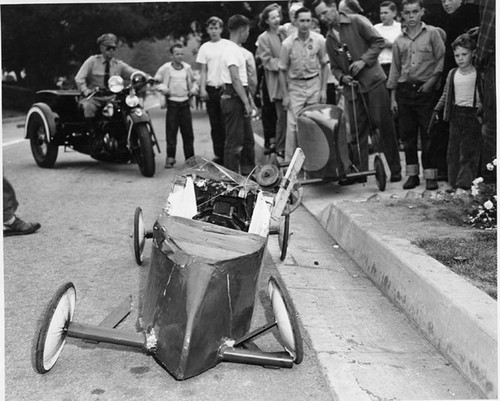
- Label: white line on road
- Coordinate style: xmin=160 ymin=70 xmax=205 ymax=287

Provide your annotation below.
xmin=3 ymin=139 xmax=26 ymax=147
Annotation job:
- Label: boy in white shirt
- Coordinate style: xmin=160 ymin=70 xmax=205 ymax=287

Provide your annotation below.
xmin=196 ymin=16 xmax=230 ymax=164
xmin=374 ymin=1 xmax=401 ymax=77
xmin=155 ymin=43 xmax=196 ymax=168
xmin=220 ymin=14 xmax=256 ymax=175
xmin=433 ymin=34 xmax=481 ymax=193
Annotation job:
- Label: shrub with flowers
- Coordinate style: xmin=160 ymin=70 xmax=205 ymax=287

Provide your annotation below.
xmin=468 ymin=158 xmax=497 ymax=229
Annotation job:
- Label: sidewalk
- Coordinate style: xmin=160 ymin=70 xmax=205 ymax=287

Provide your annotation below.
xmin=269 ymin=163 xmax=496 ymax=400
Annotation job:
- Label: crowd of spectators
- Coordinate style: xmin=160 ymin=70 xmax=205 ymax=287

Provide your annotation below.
xmin=188 ymin=0 xmax=494 ymax=192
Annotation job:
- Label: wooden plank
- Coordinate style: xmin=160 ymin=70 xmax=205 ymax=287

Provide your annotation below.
xmin=270 ymin=148 xmax=305 ymax=221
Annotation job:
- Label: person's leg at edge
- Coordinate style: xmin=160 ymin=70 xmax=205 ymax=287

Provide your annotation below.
xmin=3 ymin=177 xmax=41 ymax=236
xmin=222 ymin=96 xmax=245 ymax=173
xmin=366 ymin=83 xmax=402 ymax=181
xmin=165 ymin=103 xmax=179 ymax=167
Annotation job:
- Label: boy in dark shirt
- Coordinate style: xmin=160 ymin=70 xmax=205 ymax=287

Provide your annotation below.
xmin=387 ymin=0 xmax=445 ymax=190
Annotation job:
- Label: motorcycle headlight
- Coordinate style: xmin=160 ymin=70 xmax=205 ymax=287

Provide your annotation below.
xmin=108 ymin=76 xmax=124 ymax=93
xmin=126 ymin=94 xmax=140 ymax=107
xmin=102 ymin=102 xmax=114 ymax=117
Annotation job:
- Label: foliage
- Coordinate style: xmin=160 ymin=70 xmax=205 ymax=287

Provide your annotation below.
xmin=1 ymin=2 xmax=278 ymax=90
xmin=417 ymin=231 xmax=497 ymax=299
xmin=467 ymin=158 xmax=497 ymax=230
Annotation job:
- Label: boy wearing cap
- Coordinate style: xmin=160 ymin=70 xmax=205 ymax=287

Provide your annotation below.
xmin=196 ymin=17 xmax=231 ymax=165
xmin=75 ymin=33 xmax=138 ymax=121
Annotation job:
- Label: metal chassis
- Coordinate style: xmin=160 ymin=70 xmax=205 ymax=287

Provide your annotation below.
xmin=64 ymin=295 xmax=295 ymax=369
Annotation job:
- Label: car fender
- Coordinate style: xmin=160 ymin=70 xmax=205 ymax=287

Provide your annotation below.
xmin=25 ymin=103 xmax=59 ymax=141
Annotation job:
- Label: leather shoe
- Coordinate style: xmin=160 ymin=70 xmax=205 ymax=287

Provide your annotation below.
xmin=3 ymin=217 xmax=41 ymax=237
xmin=390 ymin=173 xmax=402 ymax=183
xmin=403 ymin=175 xmax=420 ymax=189
xmin=426 ymin=179 xmax=438 ymax=190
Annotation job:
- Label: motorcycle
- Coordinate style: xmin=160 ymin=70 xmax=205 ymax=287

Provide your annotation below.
xmin=24 ymin=71 xmax=160 ymax=177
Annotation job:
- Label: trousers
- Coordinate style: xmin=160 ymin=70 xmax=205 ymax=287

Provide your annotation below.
xmin=345 ymin=82 xmax=401 ymax=175
xmin=396 ymin=83 xmax=438 ymax=178
xmin=285 ymin=76 xmax=321 ymax=161
xmin=205 ymin=86 xmax=226 ymax=161
xmin=220 ymin=85 xmax=255 ymax=175
xmin=447 ymin=106 xmax=482 ymax=189
xmin=165 ymin=100 xmax=194 ymax=160
xmin=3 ymin=177 xmax=19 ymax=222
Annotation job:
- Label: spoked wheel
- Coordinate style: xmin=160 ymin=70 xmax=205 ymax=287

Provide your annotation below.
xmin=133 ymin=207 xmax=147 ymax=265
xmin=268 ymin=276 xmax=303 ymax=364
xmin=34 ymin=282 xmax=76 ymax=373
xmin=374 ymin=155 xmax=387 ymax=192
xmin=278 ymin=211 xmax=290 ymax=261
xmin=27 ymin=106 xmax=58 ymax=168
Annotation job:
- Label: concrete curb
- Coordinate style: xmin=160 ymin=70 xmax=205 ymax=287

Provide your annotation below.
xmin=314 ymin=200 xmax=497 ymax=399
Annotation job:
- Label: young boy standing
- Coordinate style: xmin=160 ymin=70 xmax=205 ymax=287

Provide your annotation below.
xmin=374 ymin=1 xmax=401 ymax=77
xmin=387 ymin=0 xmax=445 ymax=190
xmin=196 ymin=16 xmax=230 ymax=165
xmin=433 ymin=34 xmax=481 ymax=194
xmin=155 ymin=43 xmax=196 ymax=168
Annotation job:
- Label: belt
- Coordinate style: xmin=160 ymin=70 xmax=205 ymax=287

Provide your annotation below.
xmin=400 ymin=82 xmax=424 ymax=89
xmin=206 ymin=85 xmax=222 ymax=90
xmin=292 ymin=74 xmax=319 ymax=81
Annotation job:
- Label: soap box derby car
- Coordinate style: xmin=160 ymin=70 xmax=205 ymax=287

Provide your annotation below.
xmin=34 ymin=150 xmax=306 ymax=380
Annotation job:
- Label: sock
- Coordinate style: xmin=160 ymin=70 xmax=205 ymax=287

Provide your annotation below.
xmin=4 ymin=215 xmax=16 ymax=226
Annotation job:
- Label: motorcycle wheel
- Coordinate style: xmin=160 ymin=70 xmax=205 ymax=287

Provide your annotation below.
xmin=134 ymin=125 xmax=155 ymax=177
xmin=27 ymin=107 xmax=58 ymax=168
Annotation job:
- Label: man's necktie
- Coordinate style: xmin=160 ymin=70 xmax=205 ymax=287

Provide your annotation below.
xmin=104 ymin=60 xmax=110 ymax=88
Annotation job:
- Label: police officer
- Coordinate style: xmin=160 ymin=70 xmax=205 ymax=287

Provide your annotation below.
xmin=75 ymin=33 xmax=138 ymax=121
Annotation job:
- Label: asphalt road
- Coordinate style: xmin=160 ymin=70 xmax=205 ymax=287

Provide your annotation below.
xmin=2 ymin=106 xmax=334 ymax=401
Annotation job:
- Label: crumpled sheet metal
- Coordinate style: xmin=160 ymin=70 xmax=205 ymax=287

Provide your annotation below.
xmin=139 ymin=214 xmax=266 ymax=380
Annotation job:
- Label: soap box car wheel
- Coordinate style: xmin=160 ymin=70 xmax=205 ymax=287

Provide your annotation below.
xmin=26 ymin=106 xmax=59 ymax=168
xmin=374 ymin=155 xmax=387 ymax=192
xmin=34 ymin=282 xmax=76 ymax=373
xmin=268 ymin=276 xmax=304 ymax=364
xmin=133 ymin=207 xmax=146 ymax=265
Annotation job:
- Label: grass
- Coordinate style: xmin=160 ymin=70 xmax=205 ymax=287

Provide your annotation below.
xmin=410 ymin=194 xmax=497 ymax=300
xmin=416 ymin=231 xmax=497 ymax=299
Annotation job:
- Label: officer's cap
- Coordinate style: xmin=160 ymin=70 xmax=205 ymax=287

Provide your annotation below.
xmin=97 ymin=33 xmax=118 ymax=47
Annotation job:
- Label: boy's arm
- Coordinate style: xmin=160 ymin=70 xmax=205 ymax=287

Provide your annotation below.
xmin=350 ymin=17 xmax=385 ymax=77
xmin=199 ymin=64 xmax=208 ymax=100
xmin=387 ymin=42 xmax=402 ymax=115
xmin=278 ymin=43 xmax=290 ymax=108
xmin=228 ymin=65 xmax=252 ymax=117
xmin=419 ymin=29 xmax=445 ymax=93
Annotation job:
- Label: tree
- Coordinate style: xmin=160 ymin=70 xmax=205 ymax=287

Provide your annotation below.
xmin=1 ymin=2 xmax=282 ymax=90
